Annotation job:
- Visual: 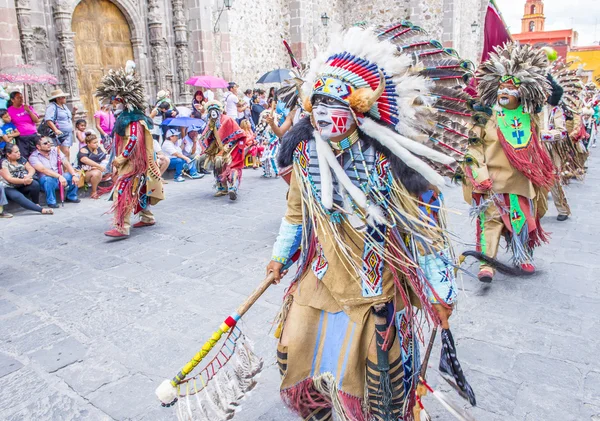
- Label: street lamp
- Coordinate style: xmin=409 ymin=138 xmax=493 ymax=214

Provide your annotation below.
xmin=321 ymin=13 xmax=329 ymax=27
xmin=471 ymin=21 xmax=479 ymax=34
xmin=224 ymin=0 xmax=232 ymax=10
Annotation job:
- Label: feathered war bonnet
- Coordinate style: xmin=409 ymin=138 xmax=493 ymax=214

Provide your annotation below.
xmin=300 ymin=21 xmax=475 ymax=194
xmin=95 ymin=60 xmax=147 ymax=112
xmin=476 ymin=43 xmax=552 ymax=113
xmin=550 ymin=59 xmax=584 ymax=112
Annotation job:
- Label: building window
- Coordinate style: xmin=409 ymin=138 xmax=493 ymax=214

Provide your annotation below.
xmin=529 ymin=21 xmax=535 ymax=32
xmin=530 ymin=5 xmax=536 ymax=14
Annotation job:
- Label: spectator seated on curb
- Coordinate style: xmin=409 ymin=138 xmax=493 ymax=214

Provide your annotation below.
xmin=29 ymin=137 xmax=80 ymax=208
xmin=0 ymin=108 xmax=20 ymax=150
xmin=178 ymin=124 xmax=209 ymax=173
xmin=153 ymin=138 xmax=170 ymax=182
xmin=77 ymin=131 xmax=108 ymax=199
xmin=0 ymin=183 xmax=11 ymax=218
xmin=0 ymin=143 xmax=53 ymax=215
xmin=161 ymin=128 xmax=203 ymax=182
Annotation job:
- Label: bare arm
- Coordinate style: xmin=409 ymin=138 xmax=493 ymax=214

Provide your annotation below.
xmin=95 ymin=116 xmax=107 ymax=137
xmin=6 ymin=129 xmax=20 ymax=140
xmin=269 ymin=113 xmax=293 ymax=138
xmin=24 ymin=105 xmax=40 ymax=123
xmin=0 ymin=167 xmax=26 ymax=185
xmin=62 ymin=158 xmax=79 ymax=177
xmin=32 ymin=162 xmax=60 ymax=178
xmin=47 ymin=120 xmax=61 ymax=135
xmin=25 ymin=161 xmax=35 ymax=179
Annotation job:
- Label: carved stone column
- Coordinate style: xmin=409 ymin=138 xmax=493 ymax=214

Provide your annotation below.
xmin=147 ymin=0 xmax=169 ymax=101
xmin=172 ymin=0 xmax=191 ymax=105
xmin=53 ymin=0 xmax=82 ymax=110
xmin=14 ymin=0 xmax=44 ymax=109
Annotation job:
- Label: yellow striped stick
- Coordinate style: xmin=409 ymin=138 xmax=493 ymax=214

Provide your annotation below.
xmin=155 ymin=272 xmax=275 ymax=406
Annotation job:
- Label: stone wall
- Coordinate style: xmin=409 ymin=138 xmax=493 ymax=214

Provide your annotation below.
xmin=2 ymin=0 xmax=487 ymax=109
xmin=227 ymin=0 xmax=292 ymax=90
xmin=0 ymin=0 xmax=23 ymax=67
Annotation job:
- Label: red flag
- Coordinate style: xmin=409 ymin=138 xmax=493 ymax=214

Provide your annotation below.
xmin=481 ymin=0 xmax=512 ymax=62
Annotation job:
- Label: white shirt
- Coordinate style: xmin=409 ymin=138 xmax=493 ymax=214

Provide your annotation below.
xmin=177 ymin=135 xmax=196 ymax=157
xmin=224 ymin=92 xmax=239 ymax=117
xmin=205 ymin=90 xmax=215 ymax=101
xmin=161 ymin=140 xmax=182 ymax=158
xmin=153 ymin=139 xmax=162 ymax=153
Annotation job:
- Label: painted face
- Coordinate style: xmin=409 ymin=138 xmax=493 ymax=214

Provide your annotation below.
xmin=312 ymin=95 xmax=355 ymax=139
xmin=209 ymin=108 xmax=220 ymax=120
xmin=497 ymin=82 xmax=521 ymax=110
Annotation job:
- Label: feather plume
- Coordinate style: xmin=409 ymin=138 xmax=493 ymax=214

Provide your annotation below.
xmin=477 ymin=43 xmax=551 ymax=113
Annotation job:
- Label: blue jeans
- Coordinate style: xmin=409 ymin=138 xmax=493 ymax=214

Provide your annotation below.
xmin=39 ymin=174 xmax=78 ymax=205
xmin=168 ymin=157 xmax=199 ymax=178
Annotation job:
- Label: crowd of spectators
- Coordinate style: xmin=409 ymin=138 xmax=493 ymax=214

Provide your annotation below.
xmin=0 ymin=82 xmax=279 ymax=218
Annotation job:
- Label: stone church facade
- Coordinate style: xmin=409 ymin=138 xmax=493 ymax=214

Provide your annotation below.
xmin=1 ymin=0 xmax=488 ymax=117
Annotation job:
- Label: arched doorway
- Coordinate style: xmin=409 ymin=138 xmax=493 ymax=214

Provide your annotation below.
xmin=72 ymin=0 xmax=134 ymax=117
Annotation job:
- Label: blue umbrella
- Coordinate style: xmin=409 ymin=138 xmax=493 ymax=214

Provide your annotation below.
xmin=256 ymin=68 xmax=293 ymax=84
xmin=162 ymin=117 xmax=206 ymax=131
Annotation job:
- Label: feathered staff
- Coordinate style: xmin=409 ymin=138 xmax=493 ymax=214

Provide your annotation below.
xmin=282 ymin=37 xmax=300 ymax=70
xmin=156 ymin=244 xmax=296 ymax=421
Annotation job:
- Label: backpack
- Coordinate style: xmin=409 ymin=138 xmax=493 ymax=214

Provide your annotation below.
xmin=37 ymin=103 xmax=58 ymax=138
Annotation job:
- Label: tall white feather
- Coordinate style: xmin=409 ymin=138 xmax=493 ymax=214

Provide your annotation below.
xmin=359 ymin=121 xmax=447 ymax=190
xmin=314 ymin=131 xmax=334 ymax=209
xmin=361 ymin=118 xmax=455 ymax=165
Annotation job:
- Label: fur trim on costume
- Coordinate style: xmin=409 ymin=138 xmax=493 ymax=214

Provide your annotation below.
xmin=461 ymin=250 xmax=535 ymax=276
xmin=278 ymin=116 xmax=314 ymax=168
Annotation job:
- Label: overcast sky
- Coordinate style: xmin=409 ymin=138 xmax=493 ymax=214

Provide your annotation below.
xmin=498 ymin=0 xmax=600 ymax=46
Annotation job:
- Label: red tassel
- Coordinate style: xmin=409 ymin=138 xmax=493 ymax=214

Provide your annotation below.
xmin=528 ymin=217 xmax=551 ymax=248
xmin=280 ymin=379 xmax=330 ymax=419
xmin=497 ymin=128 xmax=556 ymax=190
xmin=464 ymin=166 xmax=493 ymax=191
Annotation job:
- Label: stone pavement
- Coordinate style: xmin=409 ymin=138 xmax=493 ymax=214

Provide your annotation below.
xmin=1 ymin=159 xmax=599 ymax=421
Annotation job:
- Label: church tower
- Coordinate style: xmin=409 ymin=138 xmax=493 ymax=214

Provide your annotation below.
xmin=521 ymin=0 xmax=545 ymax=33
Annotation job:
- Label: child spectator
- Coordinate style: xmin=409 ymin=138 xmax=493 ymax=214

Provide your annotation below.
xmin=77 ymin=131 xmax=108 ymax=199
xmin=94 ymin=103 xmax=115 ymax=149
xmin=74 ymin=119 xmax=87 ymax=149
xmin=0 ymin=109 xmax=20 ymax=150
xmin=240 ymin=119 xmax=262 ymax=169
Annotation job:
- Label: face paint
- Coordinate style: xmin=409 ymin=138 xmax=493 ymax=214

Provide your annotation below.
xmin=312 ymin=96 xmax=355 ymax=139
xmin=209 ymin=109 xmax=220 ymax=120
xmin=497 ymin=82 xmax=521 ymax=110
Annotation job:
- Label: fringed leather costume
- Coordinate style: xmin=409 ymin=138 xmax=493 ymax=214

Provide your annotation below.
xmin=461 ymin=43 xmax=554 ymax=278
xmin=96 ymin=64 xmax=164 ymax=236
xmin=270 ymin=21 xmax=476 ymax=420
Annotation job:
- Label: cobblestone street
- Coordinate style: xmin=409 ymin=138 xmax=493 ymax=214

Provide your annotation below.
xmin=1 ymin=158 xmax=599 ymax=421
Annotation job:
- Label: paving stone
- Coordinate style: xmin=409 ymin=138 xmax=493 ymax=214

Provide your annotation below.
xmin=0 ymin=158 xmax=598 ymax=420
xmin=0 ymin=367 xmax=51 ymax=412
xmin=512 ymin=352 xmax=582 ymax=390
xmin=87 ymin=373 xmax=156 ymax=420
xmin=0 ymin=352 xmax=23 ymax=378
xmin=4 ymin=392 xmax=111 ymax=421
xmin=514 ymin=383 xmax=582 ymax=421
xmin=584 ymin=371 xmax=600 ymax=405
xmin=56 ymin=353 xmax=130 ymax=396
xmin=0 ymin=299 xmax=17 ymax=316
xmin=30 ymin=337 xmax=88 ymax=373
xmin=7 ymin=324 xmax=69 ymax=354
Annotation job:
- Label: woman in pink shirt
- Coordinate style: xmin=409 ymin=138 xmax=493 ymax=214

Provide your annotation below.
xmin=7 ymin=91 xmax=40 ymax=160
xmin=94 ymin=104 xmax=115 ymax=150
